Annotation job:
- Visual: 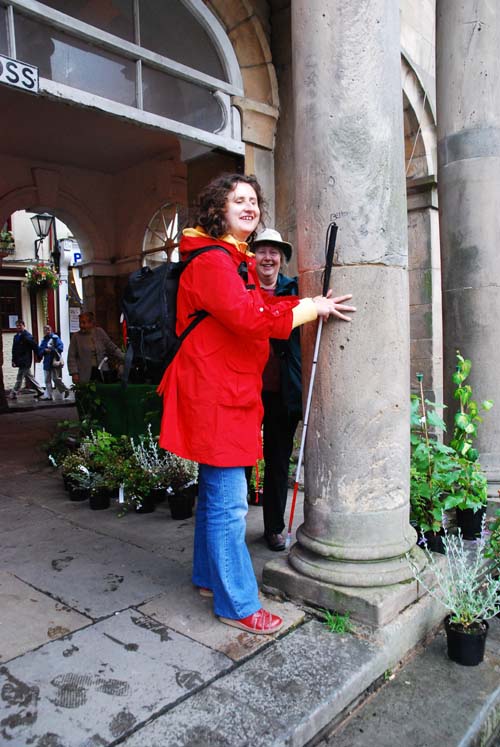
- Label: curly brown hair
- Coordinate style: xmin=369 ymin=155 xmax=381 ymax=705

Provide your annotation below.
xmin=193 ymin=173 xmax=266 ymax=241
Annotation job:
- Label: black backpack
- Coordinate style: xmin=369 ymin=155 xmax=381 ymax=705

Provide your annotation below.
xmin=121 ymin=246 xmax=228 ymax=384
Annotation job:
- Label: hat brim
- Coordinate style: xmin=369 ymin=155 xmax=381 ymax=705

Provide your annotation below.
xmin=253 ymin=239 xmax=292 ymax=262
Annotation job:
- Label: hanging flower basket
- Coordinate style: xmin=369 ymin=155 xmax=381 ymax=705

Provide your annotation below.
xmin=25 ymin=264 xmax=60 ymax=323
xmin=0 ymin=230 xmax=15 ymax=257
xmin=25 ymin=263 xmax=61 ymax=290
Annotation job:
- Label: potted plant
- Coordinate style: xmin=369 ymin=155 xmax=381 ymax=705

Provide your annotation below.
xmin=408 ymin=518 xmax=500 ymax=665
xmin=64 ymin=463 xmax=93 ymax=502
xmin=130 ymin=425 xmax=171 ymax=503
xmin=121 ymin=455 xmax=157 ymax=514
xmin=410 ymin=373 xmax=456 ymax=551
xmin=60 ymin=452 xmax=89 ymax=495
xmin=446 ymin=352 xmax=493 ymax=538
xmin=165 ymin=454 xmax=198 ymax=520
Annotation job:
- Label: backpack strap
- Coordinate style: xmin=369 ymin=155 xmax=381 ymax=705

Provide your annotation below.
xmin=176 ymin=245 xmax=230 ymax=341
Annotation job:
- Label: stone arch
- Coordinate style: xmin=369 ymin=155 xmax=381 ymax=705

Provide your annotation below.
xmin=401 ymin=54 xmax=437 ymax=178
xmin=208 ymin=0 xmax=280 ymax=150
xmin=401 ymin=56 xmax=442 ymax=403
xmin=0 ymin=183 xmax=105 ymax=263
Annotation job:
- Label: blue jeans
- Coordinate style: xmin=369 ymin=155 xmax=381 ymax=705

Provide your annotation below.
xmin=192 ymin=464 xmax=260 ymax=619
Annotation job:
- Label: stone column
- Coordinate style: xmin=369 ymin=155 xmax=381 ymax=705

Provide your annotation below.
xmin=263 ymin=0 xmax=418 ymax=626
xmin=436 ymin=1 xmax=500 ymax=498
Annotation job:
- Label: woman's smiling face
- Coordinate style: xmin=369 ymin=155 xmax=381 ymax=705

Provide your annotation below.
xmin=224 ymin=182 xmax=260 ymax=241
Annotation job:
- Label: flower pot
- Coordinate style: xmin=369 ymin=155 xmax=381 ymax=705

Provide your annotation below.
xmin=445 ymin=615 xmax=488 ymax=666
xmin=168 ymin=491 xmax=194 ymax=520
xmin=150 ymin=487 xmax=167 ymax=504
xmin=89 ymin=489 xmax=111 ymax=511
xmin=68 ymin=486 xmax=90 ymax=502
xmin=455 ymin=506 xmax=486 ymax=540
xmin=134 ymin=492 xmax=156 ymax=514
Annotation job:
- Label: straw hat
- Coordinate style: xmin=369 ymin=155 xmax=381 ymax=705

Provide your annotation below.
xmin=253 ymin=228 xmax=293 ymax=262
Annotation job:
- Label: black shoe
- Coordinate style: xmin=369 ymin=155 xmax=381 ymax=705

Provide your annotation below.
xmin=64 ymin=390 xmax=70 ymax=399
xmin=265 ymin=532 xmax=286 ymax=551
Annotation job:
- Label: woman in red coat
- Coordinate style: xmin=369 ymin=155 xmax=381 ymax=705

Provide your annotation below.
xmin=158 ymin=173 xmax=355 ymax=634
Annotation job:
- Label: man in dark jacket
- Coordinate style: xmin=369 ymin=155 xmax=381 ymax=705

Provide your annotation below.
xmin=252 ymin=229 xmax=302 ymax=551
xmin=10 ymin=320 xmax=44 ymax=399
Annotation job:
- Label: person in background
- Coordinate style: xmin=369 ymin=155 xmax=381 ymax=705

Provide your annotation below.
xmin=252 ymin=228 xmax=301 ymax=551
xmin=158 ymin=172 xmax=355 ymax=636
xmin=67 ymin=311 xmax=125 ymax=385
xmin=38 ymin=324 xmax=70 ymax=400
xmin=10 ymin=320 xmax=44 ymax=399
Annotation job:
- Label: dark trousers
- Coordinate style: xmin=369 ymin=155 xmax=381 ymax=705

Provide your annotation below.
xmin=262 ymin=391 xmax=300 ymax=535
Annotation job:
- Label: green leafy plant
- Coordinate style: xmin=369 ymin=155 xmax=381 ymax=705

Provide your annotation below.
xmin=410 ymin=375 xmax=456 ymax=533
xmin=322 ymin=609 xmax=353 ymax=634
xmin=485 ymin=505 xmax=500 ymax=568
xmin=74 ymin=382 xmax=107 ymax=432
xmin=408 ymin=518 xmax=500 ymax=630
xmin=450 ymin=352 xmax=493 ymax=462
xmin=46 ymin=419 xmax=85 ymax=464
xmin=410 ymin=354 xmax=492 ymax=531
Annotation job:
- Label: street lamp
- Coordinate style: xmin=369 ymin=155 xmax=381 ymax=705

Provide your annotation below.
xmin=30 ymin=212 xmax=54 ymax=260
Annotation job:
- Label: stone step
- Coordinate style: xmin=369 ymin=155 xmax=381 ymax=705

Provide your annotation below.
xmin=312 ymin=616 xmax=500 ymax=747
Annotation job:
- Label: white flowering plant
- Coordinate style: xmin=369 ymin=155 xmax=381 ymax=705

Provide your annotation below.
xmin=408 ymin=517 xmax=500 ymax=630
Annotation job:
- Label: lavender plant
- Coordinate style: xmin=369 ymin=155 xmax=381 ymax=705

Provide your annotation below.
xmin=408 ymin=518 xmax=500 ymax=629
xmin=130 ymin=425 xmax=171 ymax=489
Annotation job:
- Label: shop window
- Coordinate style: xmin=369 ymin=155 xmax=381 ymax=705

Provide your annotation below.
xmin=41 ymin=0 xmax=134 ymax=42
xmin=0 ymin=281 xmax=22 ymax=331
xmin=142 ymin=65 xmax=224 ymax=131
xmin=15 ymin=14 xmax=136 ymax=106
xmin=139 ymin=1 xmax=226 ymax=81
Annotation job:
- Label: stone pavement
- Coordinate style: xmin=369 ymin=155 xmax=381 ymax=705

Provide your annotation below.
xmin=1 ymin=407 xmax=499 ymax=747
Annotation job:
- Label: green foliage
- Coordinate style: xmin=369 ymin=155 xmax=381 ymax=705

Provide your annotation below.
xmin=46 ymin=419 xmax=85 ymax=464
xmin=450 ymin=352 xmax=494 ymax=461
xmin=410 ymin=353 xmax=492 ymax=531
xmin=74 ymin=382 xmax=106 ymax=432
xmin=322 ymin=609 xmax=353 ymax=634
xmin=485 ymin=508 xmax=500 ymax=567
xmin=410 ymin=393 xmax=453 ymax=533
xmin=408 ymin=519 xmax=500 ymax=628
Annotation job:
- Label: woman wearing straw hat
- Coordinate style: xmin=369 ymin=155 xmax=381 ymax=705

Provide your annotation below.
xmin=252 ymin=229 xmax=301 ymax=551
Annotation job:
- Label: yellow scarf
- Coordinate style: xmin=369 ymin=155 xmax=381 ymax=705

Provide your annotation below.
xmin=183 ymin=227 xmax=255 ymax=257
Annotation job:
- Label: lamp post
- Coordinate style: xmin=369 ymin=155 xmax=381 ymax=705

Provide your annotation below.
xmin=30 ymin=212 xmax=54 ymax=260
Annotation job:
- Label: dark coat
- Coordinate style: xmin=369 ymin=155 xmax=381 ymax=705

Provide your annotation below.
xmin=11 ymin=329 xmax=39 ymax=368
xmin=270 ymin=273 xmax=302 ymax=418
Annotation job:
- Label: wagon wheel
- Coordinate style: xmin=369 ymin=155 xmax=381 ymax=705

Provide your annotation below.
xmin=142 ymin=203 xmax=188 ymax=266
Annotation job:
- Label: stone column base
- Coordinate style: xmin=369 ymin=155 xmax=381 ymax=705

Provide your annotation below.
xmin=263 ymin=546 xmax=428 ymax=627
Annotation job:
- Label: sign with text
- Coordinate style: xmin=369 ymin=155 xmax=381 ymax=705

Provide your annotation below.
xmin=0 ymin=54 xmax=38 ymax=93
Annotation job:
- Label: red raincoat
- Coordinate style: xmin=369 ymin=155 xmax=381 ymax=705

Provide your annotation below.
xmin=158 ymin=233 xmax=299 ymax=466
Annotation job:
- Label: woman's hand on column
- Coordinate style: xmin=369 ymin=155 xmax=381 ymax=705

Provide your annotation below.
xmin=312 ymin=290 xmax=356 ymax=321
